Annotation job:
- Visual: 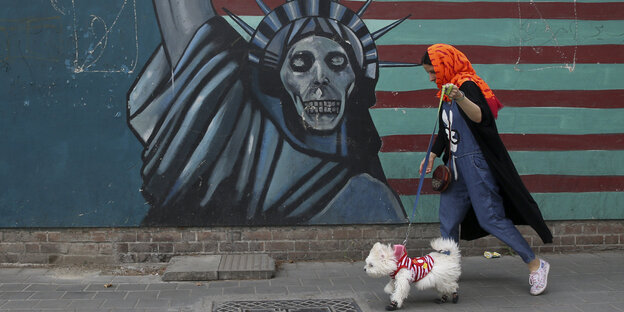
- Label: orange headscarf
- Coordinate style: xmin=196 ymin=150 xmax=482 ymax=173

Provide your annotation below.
xmin=427 ymin=44 xmax=503 ymax=118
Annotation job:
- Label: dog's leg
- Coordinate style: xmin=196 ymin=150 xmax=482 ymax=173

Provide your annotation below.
xmin=434 ymin=279 xmax=460 ymax=304
xmin=391 ymin=279 xmax=410 ymax=309
xmin=384 ymin=280 xmax=395 ymax=295
xmin=433 ymin=281 xmax=448 ymax=304
xmin=434 ymin=294 xmax=448 ymax=304
xmin=385 ymin=300 xmax=399 ymax=311
xmin=384 ymin=280 xmax=399 ymax=311
xmin=448 ymin=281 xmax=459 ymax=304
xmin=389 ymin=270 xmax=411 ymax=309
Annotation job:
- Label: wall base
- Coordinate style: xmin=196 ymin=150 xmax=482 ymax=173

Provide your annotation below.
xmin=1 ymin=220 xmax=622 ymax=266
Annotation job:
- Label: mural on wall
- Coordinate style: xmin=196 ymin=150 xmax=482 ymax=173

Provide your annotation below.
xmin=1 ymin=0 xmax=623 ymax=228
xmin=127 ymin=0 xmax=413 ymax=226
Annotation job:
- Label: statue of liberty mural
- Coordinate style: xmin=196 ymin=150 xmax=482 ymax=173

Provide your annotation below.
xmin=127 ymin=0 xmax=413 ymax=226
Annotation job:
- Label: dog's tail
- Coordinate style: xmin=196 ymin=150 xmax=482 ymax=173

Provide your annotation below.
xmin=430 ymin=237 xmax=461 ymax=258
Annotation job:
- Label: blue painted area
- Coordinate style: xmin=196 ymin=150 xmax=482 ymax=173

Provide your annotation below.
xmin=0 ymin=1 xmax=160 ymax=226
xmin=1 ymin=1 xmax=622 ymax=227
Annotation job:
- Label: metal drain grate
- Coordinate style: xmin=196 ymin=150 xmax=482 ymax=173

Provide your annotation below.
xmin=213 ymin=298 xmax=362 ymax=312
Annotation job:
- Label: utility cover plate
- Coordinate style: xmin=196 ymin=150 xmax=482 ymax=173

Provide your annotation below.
xmin=213 ymin=298 xmax=362 ymax=312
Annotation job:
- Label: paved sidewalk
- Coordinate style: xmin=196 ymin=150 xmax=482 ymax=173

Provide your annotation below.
xmin=0 ymin=251 xmax=622 ymax=312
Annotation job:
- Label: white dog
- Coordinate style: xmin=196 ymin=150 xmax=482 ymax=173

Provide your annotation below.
xmin=364 ymin=237 xmax=461 ymax=310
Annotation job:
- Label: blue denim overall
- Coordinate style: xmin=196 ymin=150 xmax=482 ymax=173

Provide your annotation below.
xmin=439 ymin=101 xmax=535 ymax=263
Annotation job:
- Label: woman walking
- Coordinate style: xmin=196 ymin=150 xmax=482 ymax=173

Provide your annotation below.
xmin=419 ymin=44 xmax=552 ymax=295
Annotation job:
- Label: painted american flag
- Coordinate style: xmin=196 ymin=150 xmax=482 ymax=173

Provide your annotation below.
xmin=217 ymin=0 xmax=624 ymax=222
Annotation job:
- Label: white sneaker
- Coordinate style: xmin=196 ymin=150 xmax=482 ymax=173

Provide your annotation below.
xmin=529 ymin=259 xmax=550 ymax=295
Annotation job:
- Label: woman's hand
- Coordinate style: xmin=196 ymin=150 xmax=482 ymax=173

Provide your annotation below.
xmin=419 ymin=152 xmax=437 ymax=175
xmin=442 ymin=83 xmax=464 ymax=101
xmin=442 ymin=83 xmax=482 ymax=123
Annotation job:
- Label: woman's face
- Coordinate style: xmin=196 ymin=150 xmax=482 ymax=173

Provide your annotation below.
xmin=423 ymin=64 xmax=437 ymax=83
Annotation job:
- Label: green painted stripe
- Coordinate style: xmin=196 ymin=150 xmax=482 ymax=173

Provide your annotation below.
xmin=377 ymin=64 xmax=624 ymax=91
xmin=370 ymin=107 xmax=624 ymax=135
xmin=509 ymin=151 xmax=624 ymax=175
xmin=402 ymin=192 xmax=624 ymax=223
xmin=370 ymin=19 xmax=624 ymax=46
xmin=379 ymin=150 xmax=624 ymax=178
xmin=371 ymin=108 xmax=439 ymax=136
xmin=227 ymin=17 xmax=624 ymax=46
xmin=400 ymin=195 xmax=440 ymax=223
xmin=533 ymin=192 xmax=624 ymax=220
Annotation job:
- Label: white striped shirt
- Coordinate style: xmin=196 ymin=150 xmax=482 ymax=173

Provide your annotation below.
xmin=390 ymin=254 xmax=434 ymax=283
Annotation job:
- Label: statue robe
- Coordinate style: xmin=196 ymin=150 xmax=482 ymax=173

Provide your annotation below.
xmin=127 ymin=17 xmax=406 ymax=226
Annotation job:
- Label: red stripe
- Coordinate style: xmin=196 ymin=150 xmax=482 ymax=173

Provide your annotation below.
xmin=374 ymin=90 xmax=624 ymax=109
xmin=215 ymin=0 xmax=624 ymax=20
xmin=378 ymin=45 xmax=624 ymax=64
xmin=499 ymin=134 xmax=624 ymax=151
xmin=389 ymin=175 xmax=624 ymax=195
xmin=380 ymin=134 xmax=624 ymax=152
xmin=387 ymin=178 xmax=444 ymax=195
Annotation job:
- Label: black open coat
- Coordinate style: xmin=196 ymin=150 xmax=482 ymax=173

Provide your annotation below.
xmin=431 ymin=81 xmax=553 ymax=243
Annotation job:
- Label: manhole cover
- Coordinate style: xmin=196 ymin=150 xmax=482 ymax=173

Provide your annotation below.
xmin=213 ymin=298 xmax=362 ymax=312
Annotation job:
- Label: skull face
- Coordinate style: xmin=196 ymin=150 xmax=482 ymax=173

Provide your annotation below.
xmin=280 ymin=36 xmax=356 ymax=131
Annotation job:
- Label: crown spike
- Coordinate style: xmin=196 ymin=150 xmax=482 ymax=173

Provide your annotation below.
xmin=255 ymin=0 xmax=271 ymax=15
xmin=371 ymin=14 xmax=411 ymax=41
xmin=357 ymin=0 xmax=373 ymax=17
xmin=223 ymin=8 xmax=255 ymax=36
xmin=379 ymin=61 xmax=422 ymax=68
